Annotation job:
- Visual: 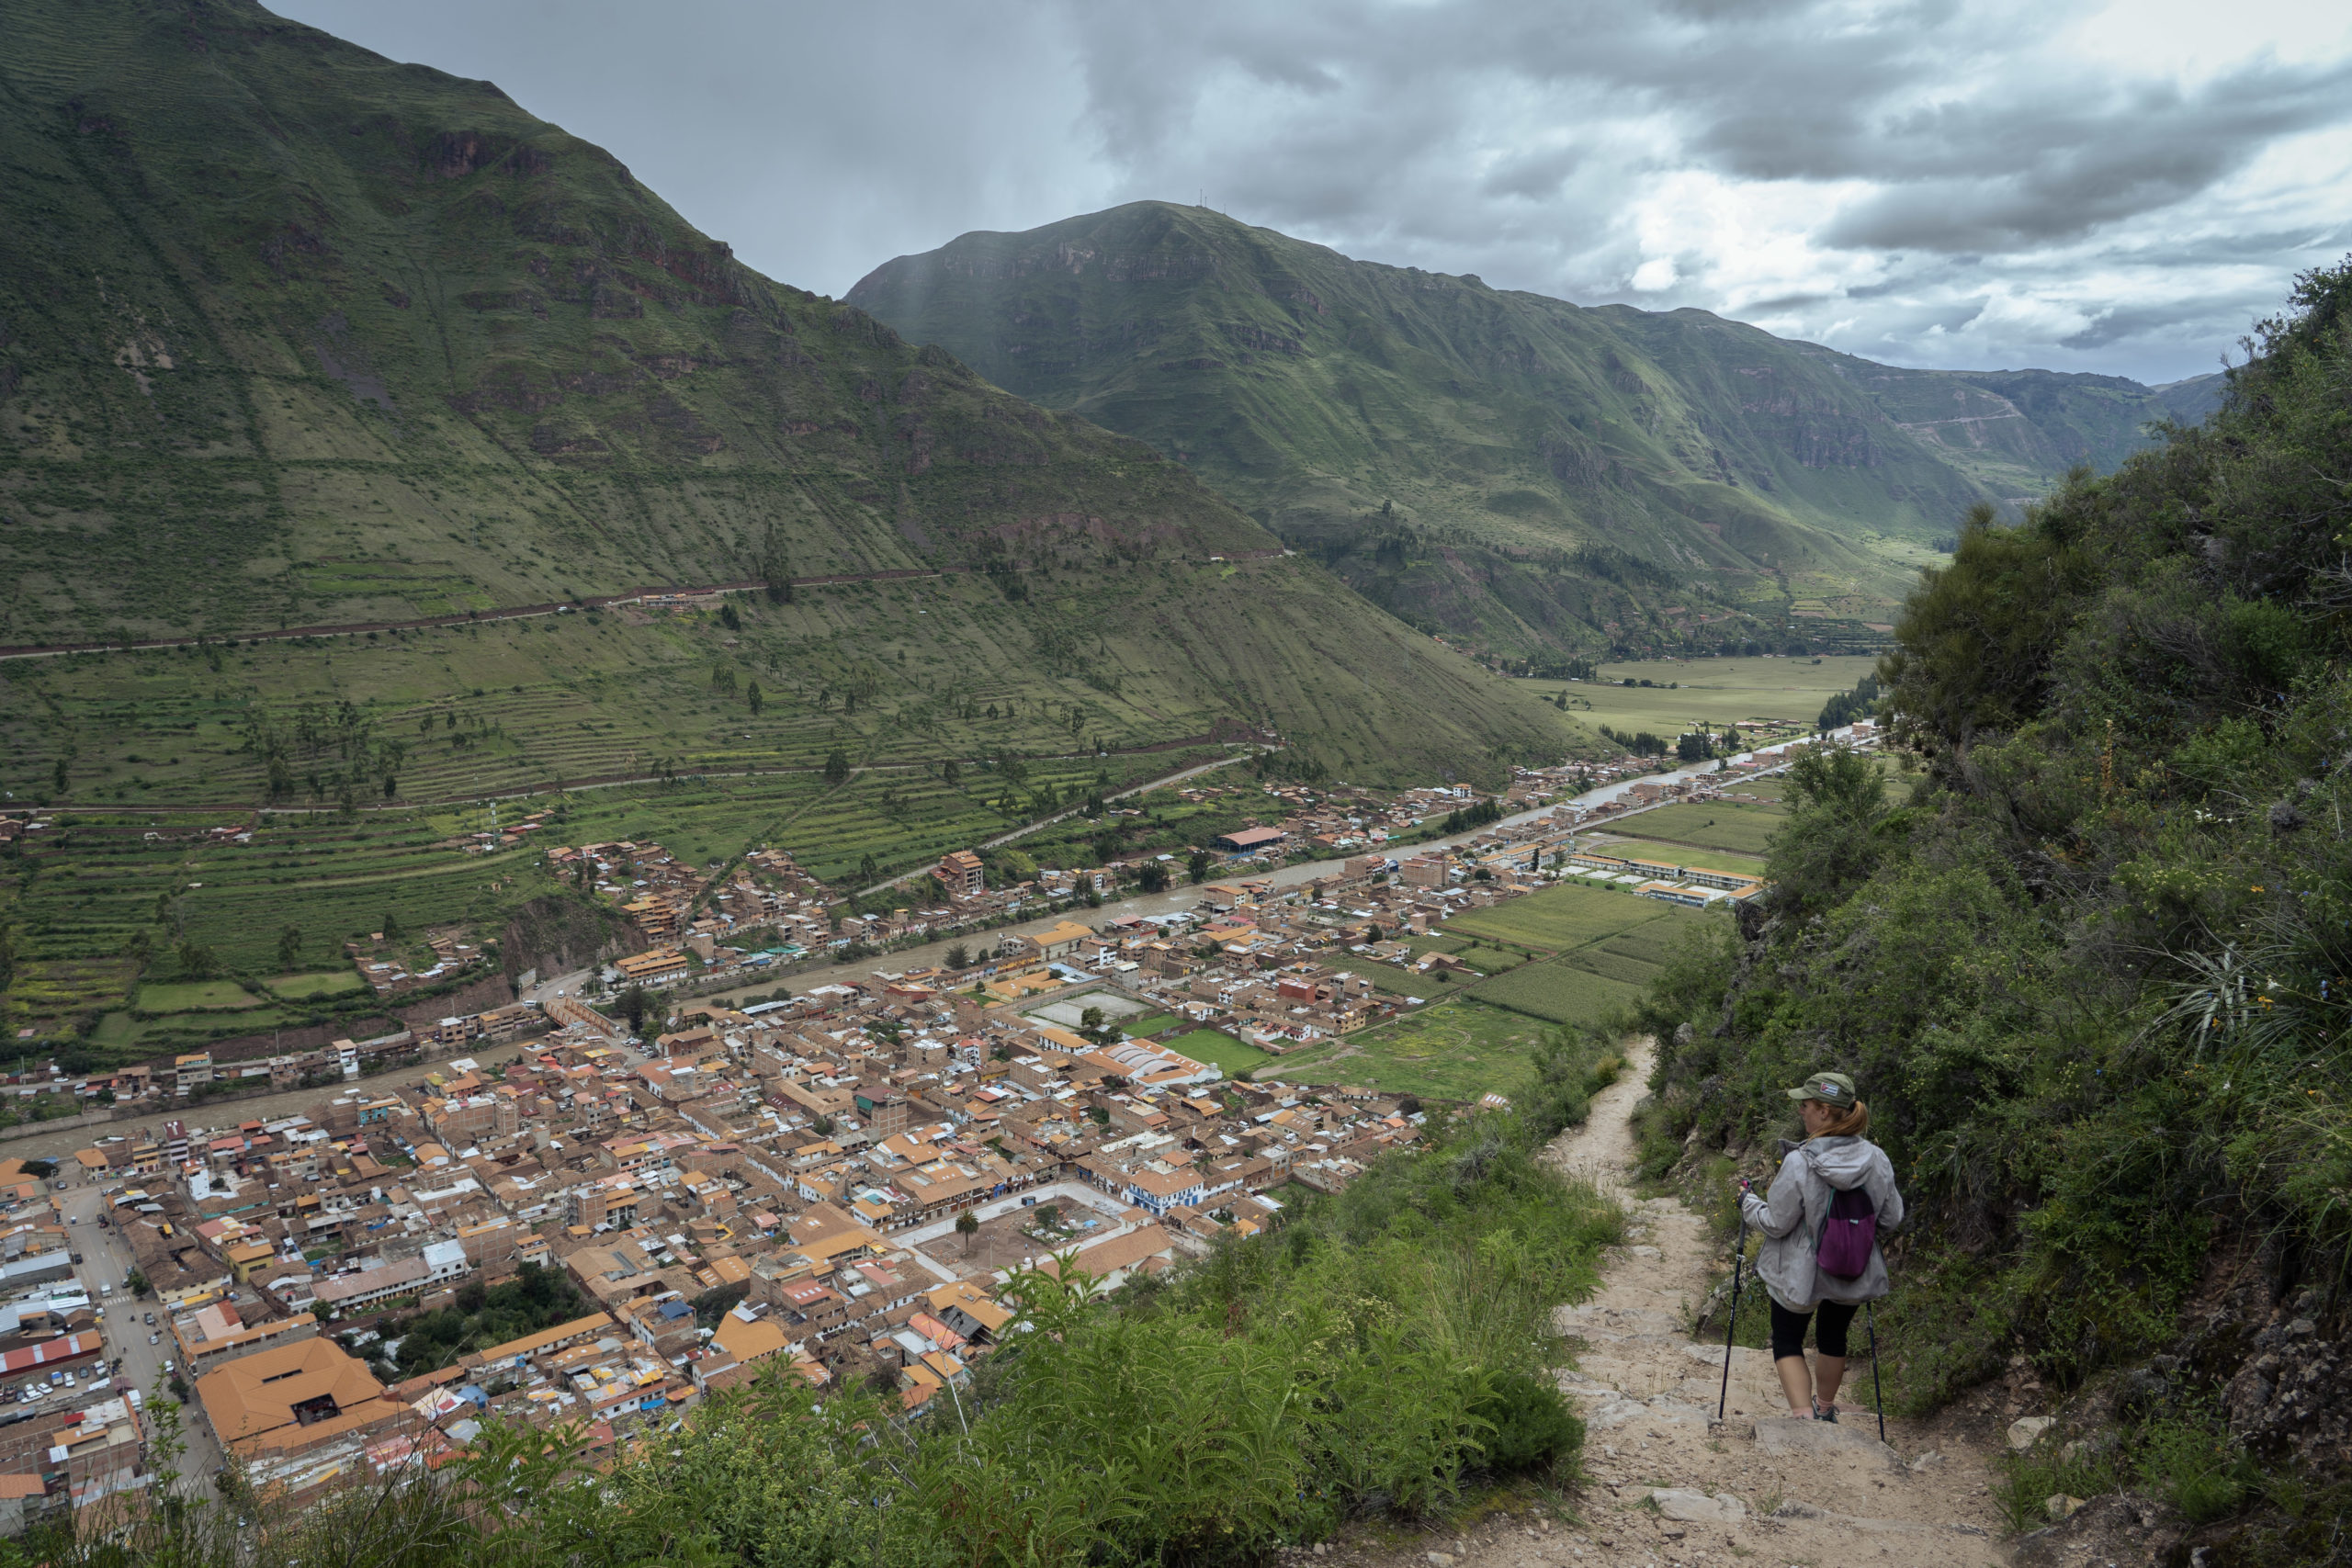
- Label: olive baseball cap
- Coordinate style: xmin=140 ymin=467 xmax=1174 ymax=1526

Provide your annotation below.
xmin=1786 ymin=1071 xmax=1858 ymax=1108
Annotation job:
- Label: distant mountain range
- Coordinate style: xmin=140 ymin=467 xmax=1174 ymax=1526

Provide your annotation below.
xmin=0 ymin=0 xmax=1589 ymax=783
xmin=851 ymin=202 xmax=2224 ymax=660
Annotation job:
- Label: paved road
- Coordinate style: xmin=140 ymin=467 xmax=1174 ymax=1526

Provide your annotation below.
xmin=53 ymin=1180 xmax=224 ymax=1483
xmin=0 ymin=1051 xmax=511 ymax=1168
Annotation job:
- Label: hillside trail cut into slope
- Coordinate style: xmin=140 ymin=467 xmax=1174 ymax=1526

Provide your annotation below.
xmin=1317 ymin=1042 xmax=2014 ymax=1568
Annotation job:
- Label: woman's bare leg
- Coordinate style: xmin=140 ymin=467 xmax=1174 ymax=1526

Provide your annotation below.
xmin=1815 ymin=1354 xmax=1847 ymax=1410
xmin=1774 ymin=1354 xmax=1813 ymax=1416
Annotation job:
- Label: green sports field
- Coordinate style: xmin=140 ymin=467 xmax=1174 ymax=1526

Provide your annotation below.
xmin=1162 ymin=1029 xmax=1273 ymax=1077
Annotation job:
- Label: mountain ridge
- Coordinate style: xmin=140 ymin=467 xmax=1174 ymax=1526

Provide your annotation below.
xmin=849 ymin=201 xmax=2220 ymax=660
xmin=0 ymin=0 xmax=1589 ymax=785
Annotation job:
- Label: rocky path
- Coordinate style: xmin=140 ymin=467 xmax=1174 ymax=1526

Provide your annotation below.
xmin=1537 ymin=1040 xmax=2011 ymax=1565
xmin=1314 ymin=1042 xmax=2017 ymax=1568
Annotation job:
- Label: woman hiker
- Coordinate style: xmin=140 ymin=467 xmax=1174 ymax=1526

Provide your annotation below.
xmin=1732 ymin=1070 xmax=1904 ymax=1421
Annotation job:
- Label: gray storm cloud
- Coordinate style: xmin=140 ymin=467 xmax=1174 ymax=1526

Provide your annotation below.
xmin=274 ymin=0 xmax=2352 ymax=382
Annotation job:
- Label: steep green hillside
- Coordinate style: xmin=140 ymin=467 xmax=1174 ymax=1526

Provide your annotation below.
xmin=0 ymin=0 xmax=1586 ymax=784
xmin=1628 ymin=262 xmax=2352 ymax=1559
xmin=850 ymin=202 xmax=2196 ymax=660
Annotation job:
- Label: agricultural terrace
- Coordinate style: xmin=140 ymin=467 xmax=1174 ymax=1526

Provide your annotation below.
xmin=0 ymin=739 xmax=1218 ymax=1066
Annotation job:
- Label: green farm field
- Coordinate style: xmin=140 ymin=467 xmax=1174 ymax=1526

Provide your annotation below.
xmin=1595 ymin=834 xmax=1770 ymax=877
xmin=1444 ymin=880 xmax=1713 ymax=953
xmin=134 ymin=980 xmax=266 ymax=1011
xmin=1163 ymin=1029 xmax=1272 ymax=1077
xmin=1555 ymin=655 xmax=1879 ymax=742
xmin=1465 ymin=961 xmax=1645 ymax=1028
xmin=1274 ymin=998 xmax=1547 ymax=1102
xmin=1606 ymin=801 xmax=1789 ymax=858
xmin=1344 ymin=960 xmax=1465 ymax=999
xmin=266 ymin=971 xmax=368 ymax=999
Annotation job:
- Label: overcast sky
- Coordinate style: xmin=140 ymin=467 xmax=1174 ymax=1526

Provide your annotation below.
xmin=276 ymin=0 xmax=2352 ymax=384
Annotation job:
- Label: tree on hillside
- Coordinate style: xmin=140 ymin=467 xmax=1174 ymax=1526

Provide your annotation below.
xmin=276 ymin=925 xmax=303 ymax=970
xmin=823 ymin=749 xmax=851 ymax=786
xmin=176 ymin=942 xmax=217 ymax=979
xmin=747 ymin=681 xmax=763 ymax=716
xmin=1188 ymin=851 xmax=1210 ymax=884
xmin=956 ymin=1208 xmax=980 ymax=1256
xmin=758 ymin=525 xmax=794 ymax=604
xmin=718 ymin=600 xmax=741 ymax=632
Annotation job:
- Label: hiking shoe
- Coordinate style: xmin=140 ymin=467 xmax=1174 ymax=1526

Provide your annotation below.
xmin=1812 ymin=1397 xmax=1838 ymax=1423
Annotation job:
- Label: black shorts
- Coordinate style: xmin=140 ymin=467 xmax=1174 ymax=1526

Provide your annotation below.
xmin=1770 ymin=1298 xmax=1859 ymax=1359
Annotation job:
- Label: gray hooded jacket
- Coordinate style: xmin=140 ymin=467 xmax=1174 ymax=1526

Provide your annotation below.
xmin=1736 ymin=1134 xmax=1904 ymax=1311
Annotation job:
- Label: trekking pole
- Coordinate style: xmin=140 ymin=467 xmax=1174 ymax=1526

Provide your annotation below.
xmin=1718 ymin=1195 xmax=1749 ymax=1420
xmin=1866 ymin=1300 xmax=1886 ymax=1443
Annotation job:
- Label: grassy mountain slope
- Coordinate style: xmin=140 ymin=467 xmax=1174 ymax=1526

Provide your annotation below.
xmin=849 ymin=202 xmax=2194 ymax=660
xmin=0 ymin=0 xmax=1588 ymax=784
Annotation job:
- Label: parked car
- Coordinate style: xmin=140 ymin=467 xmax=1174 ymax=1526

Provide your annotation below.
xmin=148 ymin=1333 xmax=158 ymax=1345
xmin=161 ymin=1360 xmax=174 ymax=1374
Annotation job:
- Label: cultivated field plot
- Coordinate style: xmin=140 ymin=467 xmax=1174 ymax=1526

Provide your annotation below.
xmin=1124 ymin=1013 xmax=1182 ymax=1038
xmin=1162 ymin=1029 xmax=1272 ymax=1077
xmin=1587 ymin=917 xmax=1722 ymax=969
xmin=1340 ymin=960 xmax=1463 ymax=998
xmin=1556 ymin=655 xmax=1879 ymax=740
xmin=1444 ymin=881 xmax=1702 ymax=953
xmin=266 ymin=971 xmax=368 ymax=999
xmin=134 ymin=980 xmax=265 ymax=1011
xmin=1274 ymin=998 xmax=1545 ymax=1102
xmin=1596 ymin=834 xmax=1770 ymax=878
xmin=1465 ymin=961 xmax=1645 ymax=1027
xmin=1608 ymin=801 xmax=1788 ymax=858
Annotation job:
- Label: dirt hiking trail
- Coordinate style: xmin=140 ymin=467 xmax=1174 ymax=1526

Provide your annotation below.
xmin=1311 ymin=1040 xmax=2016 ymax=1568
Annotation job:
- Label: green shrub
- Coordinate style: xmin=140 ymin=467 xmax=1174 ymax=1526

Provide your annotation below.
xmin=2136 ymin=1411 xmax=2262 ymax=1525
xmin=1469 ymin=1370 xmax=1586 ymax=1476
